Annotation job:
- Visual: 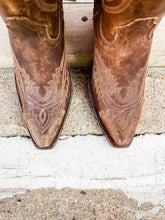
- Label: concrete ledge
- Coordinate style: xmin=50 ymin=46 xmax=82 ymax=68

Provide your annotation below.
xmin=0 ymin=68 xmax=165 ymax=137
xmin=0 ymin=134 xmax=165 ymax=207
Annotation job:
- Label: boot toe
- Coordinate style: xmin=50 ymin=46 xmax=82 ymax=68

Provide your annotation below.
xmin=24 ymin=107 xmax=67 ymax=149
xmin=99 ymin=109 xmax=138 ymax=147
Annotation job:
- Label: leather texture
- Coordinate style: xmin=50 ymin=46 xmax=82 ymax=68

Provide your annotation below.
xmin=0 ymin=0 xmax=72 ymax=149
xmin=90 ymin=0 xmax=165 ymax=147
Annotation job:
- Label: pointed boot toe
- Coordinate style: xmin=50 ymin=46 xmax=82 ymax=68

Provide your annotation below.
xmin=14 ymin=53 xmax=71 ymax=149
xmin=99 ymin=107 xmax=142 ymax=147
xmin=20 ymin=67 xmax=71 ymax=149
xmin=89 ymin=76 xmax=143 ymax=148
xmin=24 ymin=95 xmax=71 ymax=149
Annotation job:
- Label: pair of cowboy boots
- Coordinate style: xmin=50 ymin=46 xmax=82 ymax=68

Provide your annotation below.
xmin=0 ymin=0 xmax=164 ymax=149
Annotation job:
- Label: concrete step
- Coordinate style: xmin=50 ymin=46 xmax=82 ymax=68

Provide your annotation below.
xmin=0 ymin=134 xmax=165 ymax=208
xmin=0 ymin=67 xmax=165 ymax=137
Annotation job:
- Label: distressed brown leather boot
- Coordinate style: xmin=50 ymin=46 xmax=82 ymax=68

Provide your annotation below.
xmin=89 ymin=0 xmax=165 ymax=147
xmin=0 ymin=0 xmax=72 ymax=149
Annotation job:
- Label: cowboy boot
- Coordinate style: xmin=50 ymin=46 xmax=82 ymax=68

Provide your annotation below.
xmin=89 ymin=0 xmax=165 ymax=147
xmin=0 ymin=0 xmax=72 ymax=149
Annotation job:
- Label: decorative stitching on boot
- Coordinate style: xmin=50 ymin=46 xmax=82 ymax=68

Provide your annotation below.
xmin=7 ymin=10 xmax=62 ymax=44
xmin=13 ymin=50 xmax=69 ymax=135
xmin=102 ymin=0 xmax=132 ymax=14
xmin=99 ymin=15 xmax=158 ymax=43
xmin=24 ymin=0 xmax=58 ymax=12
xmin=93 ymin=48 xmax=146 ymax=111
